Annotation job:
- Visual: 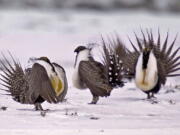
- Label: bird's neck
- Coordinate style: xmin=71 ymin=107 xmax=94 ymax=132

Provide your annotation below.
xmin=74 ymin=50 xmax=90 ymax=69
xmin=142 ymin=51 xmax=150 ymax=69
xmin=72 ymin=50 xmax=90 ymax=89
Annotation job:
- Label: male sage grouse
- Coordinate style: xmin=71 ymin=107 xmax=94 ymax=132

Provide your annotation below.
xmin=72 ymin=43 xmax=125 ymax=104
xmin=115 ymin=31 xmax=180 ymax=99
xmin=0 ymin=54 xmax=68 ymax=110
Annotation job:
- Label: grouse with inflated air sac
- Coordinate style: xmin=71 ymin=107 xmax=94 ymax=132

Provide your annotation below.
xmin=0 ymin=54 xmax=68 ymax=110
xmin=115 ymin=30 xmax=180 ymax=99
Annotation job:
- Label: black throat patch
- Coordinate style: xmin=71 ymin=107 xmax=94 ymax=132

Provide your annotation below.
xmin=142 ymin=51 xmax=150 ymax=69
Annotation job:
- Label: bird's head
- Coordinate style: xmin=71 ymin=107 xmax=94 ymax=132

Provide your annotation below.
xmin=74 ymin=45 xmax=93 ymax=68
xmin=74 ymin=46 xmax=88 ymax=54
xmin=28 ymin=56 xmax=56 ymax=73
xmin=142 ymin=47 xmax=151 ymax=56
xmin=37 ymin=57 xmax=51 ymax=64
xmin=74 ymin=43 xmax=97 ymax=54
xmin=28 ymin=56 xmax=51 ymax=64
xmin=37 ymin=57 xmax=57 ymax=72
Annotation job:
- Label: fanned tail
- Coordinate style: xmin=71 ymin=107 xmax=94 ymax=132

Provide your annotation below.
xmin=0 ymin=53 xmax=29 ymax=103
xmin=101 ymin=37 xmax=126 ymax=88
xmin=132 ymin=30 xmax=180 ymax=80
xmin=146 ymin=30 xmax=180 ymax=78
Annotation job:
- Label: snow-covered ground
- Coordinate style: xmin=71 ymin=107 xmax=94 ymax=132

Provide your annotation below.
xmin=0 ymin=9 xmax=180 ymax=135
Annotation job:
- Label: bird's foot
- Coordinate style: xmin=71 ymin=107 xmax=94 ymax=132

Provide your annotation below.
xmin=0 ymin=106 xmax=7 ymax=111
xmin=147 ymin=93 xmax=156 ymax=99
xmin=88 ymin=96 xmax=99 ymax=105
xmin=145 ymin=93 xmax=158 ymax=104
xmin=88 ymin=102 xmax=97 ymax=105
xmin=34 ymin=103 xmax=44 ymax=111
xmin=146 ymin=97 xmax=159 ymax=104
xmin=168 ymin=100 xmax=176 ymax=105
xmin=40 ymin=110 xmax=47 ymax=117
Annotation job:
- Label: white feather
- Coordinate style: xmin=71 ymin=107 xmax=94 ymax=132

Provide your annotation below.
xmin=37 ymin=61 xmax=66 ymax=96
xmin=135 ymin=51 xmax=158 ymax=91
xmin=36 ymin=60 xmax=55 ymax=77
xmin=72 ymin=49 xmax=90 ymax=89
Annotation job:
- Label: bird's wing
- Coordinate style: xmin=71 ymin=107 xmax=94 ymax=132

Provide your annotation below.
xmin=79 ymin=60 xmax=112 ymax=97
xmin=28 ymin=63 xmax=58 ymax=104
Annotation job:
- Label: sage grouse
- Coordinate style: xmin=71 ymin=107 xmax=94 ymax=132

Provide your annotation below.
xmin=72 ymin=44 xmax=125 ymax=104
xmin=0 ymin=55 xmax=68 ymax=110
xmin=116 ymin=31 xmax=180 ymax=99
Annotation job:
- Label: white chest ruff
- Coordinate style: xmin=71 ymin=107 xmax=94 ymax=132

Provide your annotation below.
xmin=72 ymin=71 xmax=86 ymax=89
xmin=135 ymin=52 xmax=158 ymax=91
xmin=36 ymin=60 xmax=54 ymax=77
xmin=72 ymin=49 xmax=89 ymax=90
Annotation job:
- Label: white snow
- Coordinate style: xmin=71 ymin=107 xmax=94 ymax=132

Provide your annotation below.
xmin=0 ymin=9 xmax=180 ymax=135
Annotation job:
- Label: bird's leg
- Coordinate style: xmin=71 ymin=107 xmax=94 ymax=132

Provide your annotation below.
xmin=151 ymin=93 xmax=156 ymax=98
xmin=146 ymin=92 xmax=158 ymax=104
xmin=38 ymin=104 xmax=43 ymax=111
xmin=89 ymin=96 xmax=99 ymax=104
xmin=147 ymin=92 xmax=156 ymax=99
xmin=149 ymin=92 xmax=157 ymax=99
xmin=147 ymin=93 xmax=151 ymax=99
xmin=34 ymin=103 xmax=43 ymax=111
xmin=34 ymin=104 xmax=39 ymax=111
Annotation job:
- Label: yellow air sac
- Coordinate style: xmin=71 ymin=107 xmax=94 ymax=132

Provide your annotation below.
xmin=50 ymin=75 xmax=64 ymax=96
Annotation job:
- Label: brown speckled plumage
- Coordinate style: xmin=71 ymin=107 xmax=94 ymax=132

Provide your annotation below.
xmin=0 ymin=54 xmax=68 ymax=110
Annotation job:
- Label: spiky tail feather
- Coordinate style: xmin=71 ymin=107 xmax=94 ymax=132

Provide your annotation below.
xmin=0 ymin=53 xmax=29 ymax=103
xmin=137 ymin=30 xmax=180 ymax=78
xmin=128 ymin=30 xmax=180 ymax=82
xmin=102 ymin=38 xmax=125 ymax=88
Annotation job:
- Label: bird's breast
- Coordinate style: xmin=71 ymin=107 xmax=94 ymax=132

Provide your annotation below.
xmin=50 ymin=75 xmax=64 ymax=96
xmin=135 ymin=69 xmax=158 ymax=91
xmin=135 ymin=51 xmax=158 ymax=91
